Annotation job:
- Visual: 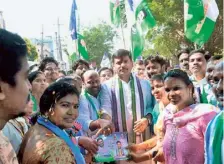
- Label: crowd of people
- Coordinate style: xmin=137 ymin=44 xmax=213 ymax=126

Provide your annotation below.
xmin=0 ymin=29 xmax=223 ymax=164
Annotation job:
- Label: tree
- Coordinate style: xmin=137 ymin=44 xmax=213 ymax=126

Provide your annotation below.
xmin=142 ymin=0 xmax=223 ymax=59
xmin=24 ymin=38 xmax=38 ymax=61
xmin=82 ymin=22 xmax=118 ymax=65
xmin=204 ymin=0 xmax=223 ymax=55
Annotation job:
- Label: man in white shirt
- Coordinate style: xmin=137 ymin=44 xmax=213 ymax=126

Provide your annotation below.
xmin=77 ymin=70 xmax=113 ymax=137
xmin=177 ymin=49 xmax=192 ymax=76
xmin=100 ymin=49 xmax=154 ymax=144
xmin=189 ymin=49 xmax=211 ymax=103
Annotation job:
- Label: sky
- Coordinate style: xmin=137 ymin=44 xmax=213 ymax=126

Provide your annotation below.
xmin=0 ymin=0 xmax=132 ymax=66
xmin=0 ymin=0 xmax=110 ymax=38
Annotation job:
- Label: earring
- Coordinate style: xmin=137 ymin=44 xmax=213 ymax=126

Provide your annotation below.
xmin=51 ymin=111 xmax=55 ymax=116
xmin=49 ymin=108 xmax=54 ymax=116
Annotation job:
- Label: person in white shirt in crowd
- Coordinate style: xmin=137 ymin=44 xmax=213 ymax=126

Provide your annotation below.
xmin=205 ymin=61 xmax=224 ymax=164
xmin=133 ymin=60 xmax=146 ymax=80
xmin=98 ymin=67 xmax=114 ymax=83
xmin=100 ymin=49 xmax=155 ymax=145
xmin=205 ymin=55 xmax=223 ymax=86
xmin=205 ymin=55 xmax=223 ymax=106
xmin=38 ymin=57 xmax=59 ymax=84
xmin=3 ymin=94 xmax=33 ymax=154
xmin=189 ymin=49 xmax=213 ymax=104
xmin=77 ymin=70 xmax=114 ymax=137
xmin=177 ymin=49 xmax=191 ymax=75
xmin=144 ymin=55 xmax=166 ymax=81
xmin=72 ymin=59 xmax=90 ymax=77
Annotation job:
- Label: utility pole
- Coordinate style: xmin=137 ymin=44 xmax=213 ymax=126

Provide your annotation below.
xmin=55 ymin=32 xmax=60 ymax=61
xmin=119 ymin=2 xmax=126 ymax=49
xmin=57 ymin=17 xmax=63 ymax=62
xmin=40 ymin=25 xmax=44 ymax=60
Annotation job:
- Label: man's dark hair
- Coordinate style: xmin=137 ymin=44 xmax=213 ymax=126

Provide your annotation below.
xmin=39 ymin=57 xmax=58 ymax=71
xmin=0 ymin=29 xmax=27 ymax=86
xmin=116 ymin=140 xmax=121 ymax=144
xmin=112 ymin=49 xmax=132 ymax=63
xmin=208 ymin=55 xmax=223 ymax=63
xmin=135 ymin=59 xmax=144 ymax=65
xmin=98 ymin=67 xmax=114 ymax=76
xmin=59 ymin=70 xmax=66 ymax=76
xmin=204 ymin=51 xmax=212 ymax=61
xmin=144 ymin=55 xmax=166 ymax=66
xmin=151 ymin=74 xmax=164 ymax=82
xmin=72 ymin=59 xmax=90 ymax=71
xmin=28 ymin=71 xmax=44 ymax=84
xmin=177 ymin=49 xmax=190 ymax=59
xmin=189 ymin=49 xmax=205 ymax=58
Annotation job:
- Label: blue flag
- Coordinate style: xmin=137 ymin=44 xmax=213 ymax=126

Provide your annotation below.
xmin=69 ymin=0 xmax=78 ymax=40
xmin=127 ymin=0 xmax=134 ymax=11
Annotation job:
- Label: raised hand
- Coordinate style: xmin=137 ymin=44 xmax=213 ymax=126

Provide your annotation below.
xmin=97 ymin=119 xmax=115 ymax=136
xmin=78 ymin=136 xmax=99 ymax=155
xmin=152 ymin=147 xmax=165 ymax=163
xmin=128 ymin=151 xmax=152 ymax=163
xmin=133 ymin=118 xmax=149 ymax=133
xmin=126 ymin=143 xmax=139 ymax=152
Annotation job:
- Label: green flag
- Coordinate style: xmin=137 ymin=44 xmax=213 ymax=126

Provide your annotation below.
xmin=131 ymin=24 xmax=144 ymax=61
xmin=184 ymin=0 xmax=219 ymax=46
xmin=135 ymin=0 xmax=156 ymax=36
xmin=110 ymin=0 xmax=123 ymax=27
xmin=200 ymin=86 xmax=208 ymax=103
xmin=77 ymin=34 xmax=89 ymax=61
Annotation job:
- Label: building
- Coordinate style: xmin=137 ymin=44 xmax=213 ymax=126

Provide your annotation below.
xmin=30 ymin=37 xmax=54 ymax=60
xmin=0 ymin=11 xmax=6 ymax=29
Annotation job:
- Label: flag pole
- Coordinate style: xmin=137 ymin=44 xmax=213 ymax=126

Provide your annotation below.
xmin=120 ymin=22 xmax=126 ymax=49
xmin=119 ymin=2 xmax=126 ymax=49
xmin=77 ymin=9 xmax=81 ymax=59
xmin=75 ymin=38 xmax=79 ymax=59
xmin=194 ymin=43 xmax=198 ymax=50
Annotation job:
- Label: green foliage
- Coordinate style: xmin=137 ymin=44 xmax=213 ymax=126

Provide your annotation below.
xmin=143 ymin=0 xmax=223 ymax=59
xmin=82 ymin=22 xmax=117 ymax=65
xmin=24 ymin=38 xmax=38 ymax=61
